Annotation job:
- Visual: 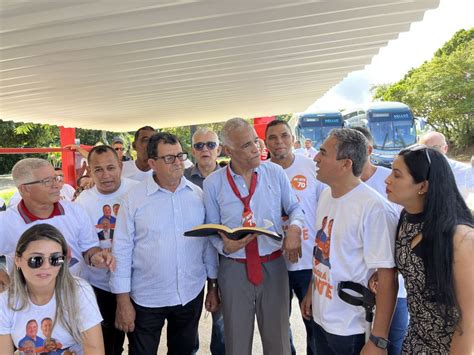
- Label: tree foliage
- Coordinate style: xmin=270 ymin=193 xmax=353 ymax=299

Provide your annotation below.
xmin=372 ymin=28 xmax=474 ymax=148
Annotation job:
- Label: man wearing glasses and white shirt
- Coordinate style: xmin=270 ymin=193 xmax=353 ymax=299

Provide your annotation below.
xmin=185 ymin=127 xmax=225 ymax=355
xmin=111 ymin=132 xmax=219 ymax=355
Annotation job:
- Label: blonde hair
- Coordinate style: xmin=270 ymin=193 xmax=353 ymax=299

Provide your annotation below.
xmin=8 ymin=224 xmax=84 ymax=343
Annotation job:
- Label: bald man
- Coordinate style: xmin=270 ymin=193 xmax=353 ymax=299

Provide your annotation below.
xmin=419 ymin=132 xmax=472 ymax=197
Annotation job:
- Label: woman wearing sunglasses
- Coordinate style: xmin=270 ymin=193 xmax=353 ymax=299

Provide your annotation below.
xmin=385 ymin=145 xmax=473 ymax=354
xmin=0 ymin=224 xmax=104 ymax=354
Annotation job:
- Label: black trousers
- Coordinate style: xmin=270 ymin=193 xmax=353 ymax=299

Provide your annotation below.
xmin=128 ymin=289 xmax=204 ymax=355
xmin=92 ymin=286 xmax=125 ymax=355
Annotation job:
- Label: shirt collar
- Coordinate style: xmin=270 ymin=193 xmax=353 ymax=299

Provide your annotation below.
xmin=17 ymin=200 xmax=65 ymax=224
xmin=190 ymin=163 xmax=220 ymax=177
xmin=227 ymin=162 xmax=261 ymax=178
xmin=146 ymin=174 xmax=192 ymax=195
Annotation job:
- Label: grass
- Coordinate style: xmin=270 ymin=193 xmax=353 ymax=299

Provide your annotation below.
xmin=0 ymin=188 xmax=15 ymax=205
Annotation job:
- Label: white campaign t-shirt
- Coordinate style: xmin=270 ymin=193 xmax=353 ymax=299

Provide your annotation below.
xmin=365 ymin=166 xmax=407 ymax=299
xmin=0 ymin=202 xmax=99 ymax=277
xmin=282 ymin=155 xmax=326 ymax=271
xmin=121 ymin=160 xmax=153 ymax=182
xmin=312 ymin=183 xmax=398 ymax=336
xmin=75 ymin=178 xmax=138 ymax=291
xmin=0 ymin=277 xmax=102 ymax=355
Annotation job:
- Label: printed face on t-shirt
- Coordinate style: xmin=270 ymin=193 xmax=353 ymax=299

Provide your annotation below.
xmin=41 ymin=318 xmax=53 ymax=338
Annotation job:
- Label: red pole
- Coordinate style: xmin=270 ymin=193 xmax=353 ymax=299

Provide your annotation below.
xmin=59 ymin=127 xmax=77 ymax=187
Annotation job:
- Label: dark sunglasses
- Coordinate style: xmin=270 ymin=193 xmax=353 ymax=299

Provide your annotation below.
xmin=27 ymin=253 xmax=65 ymax=269
xmin=114 ymin=147 xmax=124 ymax=151
xmin=193 ymin=141 xmax=218 ymax=151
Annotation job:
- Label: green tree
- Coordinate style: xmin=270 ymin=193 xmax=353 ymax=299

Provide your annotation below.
xmin=372 ymin=28 xmax=474 ymax=148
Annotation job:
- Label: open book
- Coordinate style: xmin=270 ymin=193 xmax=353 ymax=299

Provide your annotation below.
xmin=184 ymin=224 xmax=282 ymax=242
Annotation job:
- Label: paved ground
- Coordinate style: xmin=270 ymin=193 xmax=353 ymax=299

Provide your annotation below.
xmin=122 ymin=296 xmax=307 ymax=354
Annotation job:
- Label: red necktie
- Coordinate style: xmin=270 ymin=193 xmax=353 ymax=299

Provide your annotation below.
xmin=226 ymin=166 xmax=263 ymax=285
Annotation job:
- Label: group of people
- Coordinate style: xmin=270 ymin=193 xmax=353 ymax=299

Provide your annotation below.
xmin=0 ymin=118 xmax=472 ymax=355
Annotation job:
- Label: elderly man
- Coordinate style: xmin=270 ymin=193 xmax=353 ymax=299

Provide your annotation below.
xmin=301 ymin=128 xmax=398 ymax=355
xmin=76 ymin=145 xmax=138 ymax=355
xmin=110 ymin=132 xmax=219 ymax=355
xmin=185 ymin=127 xmax=222 ymax=187
xmin=265 ymin=119 xmax=326 ymax=355
xmin=184 ymin=127 xmax=224 ymax=355
xmin=203 ymin=117 xmax=304 ymax=355
xmin=419 ymin=131 xmax=472 ymax=196
xmin=0 ymin=158 xmax=114 ymax=284
xmin=121 ymin=126 xmax=156 ymax=181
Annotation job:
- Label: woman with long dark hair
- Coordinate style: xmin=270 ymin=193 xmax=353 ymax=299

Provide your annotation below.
xmin=385 ymin=145 xmax=473 ymax=354
xmin=0 ymin=223 xmax=104 ymax=354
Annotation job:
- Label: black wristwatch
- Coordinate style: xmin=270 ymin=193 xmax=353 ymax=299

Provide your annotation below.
xmin=369 ymin=334 xmax=389 ymax=350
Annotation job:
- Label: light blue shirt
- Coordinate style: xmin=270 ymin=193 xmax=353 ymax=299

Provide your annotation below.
xmin=110 ymin=174 xmax=218 ymax=308
xmin=203 ymin=161 xmax=304 ymax=258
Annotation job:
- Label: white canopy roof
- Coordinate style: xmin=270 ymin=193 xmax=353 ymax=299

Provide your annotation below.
xmin=0 ymin=0 xmax=439 ymax=131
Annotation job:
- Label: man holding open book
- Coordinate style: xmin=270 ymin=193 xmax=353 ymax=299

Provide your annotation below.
xmin=203 ymin=117 xmax=304 ymax=355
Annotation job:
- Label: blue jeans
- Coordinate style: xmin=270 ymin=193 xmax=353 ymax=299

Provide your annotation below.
xmin=288 ymin=269 xmax=316 ymax=355
xmin=388 ymin=297 xmax=408 ymax=355
xmin=313 ymin=321 xmax=365 ymax=355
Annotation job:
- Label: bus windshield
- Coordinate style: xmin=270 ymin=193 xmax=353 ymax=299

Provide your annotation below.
xmin=368 ymin=119 xmax=416 ymax=150
xmin=299 ymin=125 xmax=335 ymax=149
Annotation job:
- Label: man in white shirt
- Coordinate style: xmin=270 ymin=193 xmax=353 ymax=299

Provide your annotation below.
xmin=203 ymin=117 xmax=304 ymax=355
xmin=121 ymin=126 xmax=156 ymax=181
xmin=0 ymin=158 xmax=114 ymax=284
xmin=265 ymin=120 xmax=326 ymax=355
xmin=76 ymin=145 xmax=138 ymax=355
xmin=301 ymin=128 xmax=398 ymax=354
xmin=110 ymin=132 xmax=219 ymax=355
xmin=354 ymin=126 xmax=408 ymax=355
xmin=419 ymin=131 xmax=472 ymax=198
xmin=304 ymin=138 xmax=318 ymax=160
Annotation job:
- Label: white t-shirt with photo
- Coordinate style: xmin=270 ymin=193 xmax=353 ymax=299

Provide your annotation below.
xmin=75 ymin=178 xmax=138 ymax=291
xmin=0 ymin=277 xmax=102 ymax=355
xmin=121 ymin=160 xmax=153 ymax=182
xmin=282 ymin=155 xmax=326 ymax=271
xmin=311 ymin=183 xmax=398 ymax=336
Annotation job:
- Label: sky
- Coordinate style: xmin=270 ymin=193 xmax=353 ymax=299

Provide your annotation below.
xmin=306 ymin=0 xmax=474 ymax=112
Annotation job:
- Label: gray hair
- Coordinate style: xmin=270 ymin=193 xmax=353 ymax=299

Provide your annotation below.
xmin=192 ymin=127 xmax=220 ymax=145
xmin=12 ymin=158 xmax=52 ymax=187
xmin=329 ymin=128 xmax=368 ymax=177
xmin=220 ymin=117 xmax=251 ymax=147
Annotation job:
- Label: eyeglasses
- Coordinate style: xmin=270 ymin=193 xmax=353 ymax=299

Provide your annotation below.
xmin=114 ymin=147 xmax=124 ymax=151
xmin=193 ymin=141 xmax=218 ymax=151
xmin=155 ymin=152 xmax=188 ymax=164
xmin=26 ymin=253 xmax=65 ymax=269
xmin=22 ymin=175 xmax=63 ymax=187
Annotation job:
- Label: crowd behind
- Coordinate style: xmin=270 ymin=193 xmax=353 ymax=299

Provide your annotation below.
xmin=0 ymin=118 xmax=472 ymax=355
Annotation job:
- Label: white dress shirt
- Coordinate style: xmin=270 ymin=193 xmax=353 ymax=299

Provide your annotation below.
xmin=110 ymin=174 xmax=218 ymax=308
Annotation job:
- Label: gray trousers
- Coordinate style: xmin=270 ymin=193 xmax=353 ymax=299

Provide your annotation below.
xmin=218 ymin=254 xmax=291 ymax=355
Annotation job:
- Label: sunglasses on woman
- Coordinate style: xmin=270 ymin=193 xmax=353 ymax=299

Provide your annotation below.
xmin=26 ymin=253 xmax=65 ymax=269
xmin=400 ymin=143 xmax=431 ymax=179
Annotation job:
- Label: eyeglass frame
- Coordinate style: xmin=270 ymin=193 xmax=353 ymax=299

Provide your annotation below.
xmin=193 ymin=141 xmax=218 ymax=151
xmin=154 ymin=152 xmax=188 ymax=164
xmin=26 ymin=253 xmax=65 ymax=269
xmin=22 ymin=175 xmax=63 ymax=187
